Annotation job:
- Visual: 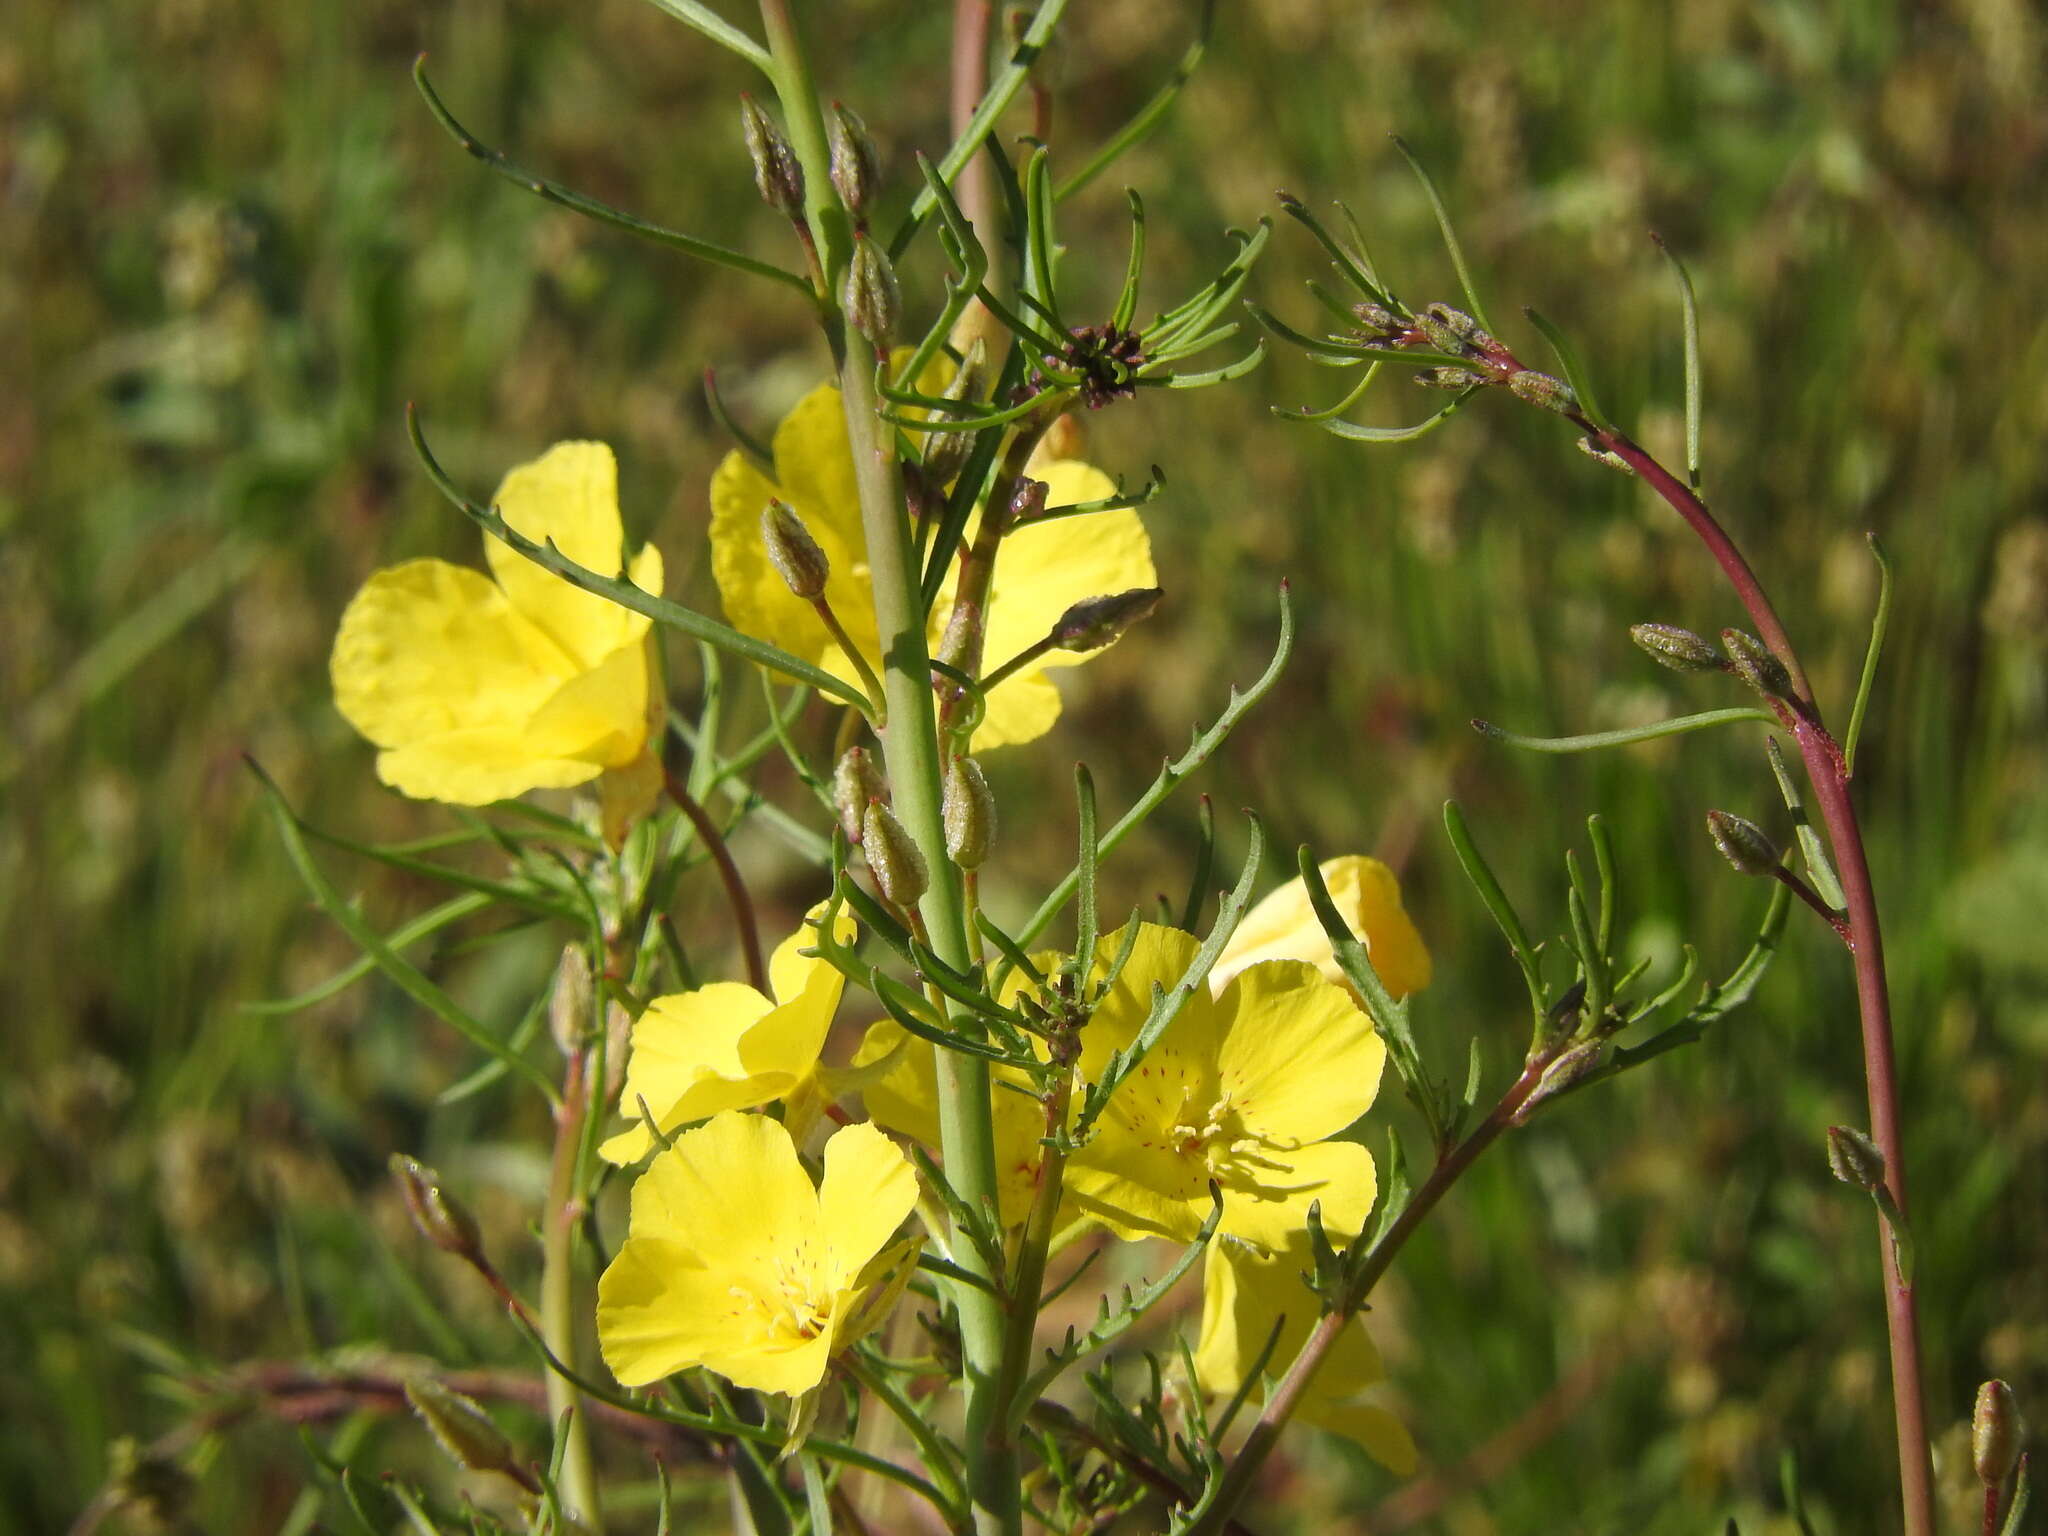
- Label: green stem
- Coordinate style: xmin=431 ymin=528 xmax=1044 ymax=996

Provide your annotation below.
xmin=759 ymin=7 xmax=1014 ymax=1530
xmin=541 ymin=1048 xmax=602 ymax=1529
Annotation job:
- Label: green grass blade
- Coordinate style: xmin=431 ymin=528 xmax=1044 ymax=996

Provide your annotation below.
xmin=1651 ymin=232 xmax=1702 ymax=491
xmin=1473 ymin=706 xmax=1775 ymax=752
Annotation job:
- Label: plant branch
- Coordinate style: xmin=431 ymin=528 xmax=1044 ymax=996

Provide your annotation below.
xmin=662 ymin=763 xmax=768 ymax=994
xmin=541 ymin=1047 xmax=602 ymax=1528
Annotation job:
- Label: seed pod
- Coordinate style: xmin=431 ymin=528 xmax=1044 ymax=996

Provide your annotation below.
xmin=1825 ymin=1124 xmax=1887 ymax=1190
xmin=406 ymin=1379 xmax=525 ymax=1483
xmin=935 ymin=597 xmax=985 ymax=680
xmin=827 ymin=102 xmax=881 ymax=225
xmin=1413 ymin=365 xmax=1491 ymax=391
xmin=842 ymin=232 xmax=901 ymax=347
xmin=943 ymin=756 xmax=996 ymax=869
xmin=832 ymin=746 xmax=887 ymax=845
xmin=1720 ymin=629 xmax=1793 ymax=700
xmin=1051 ymin=587 xmax=1164 ymax=652
xmin=1973 ymin=1379 xmax=2022 ymax=1487
xmin=762 ymin=499 xmax=830 ymax=599
xmin=548 ymin=944 xmax=591 ymax=1056
xmin=390 ymin=1154 xmax=482 ymax=1261
xmin=1508 ymin=369 xmax=1577 ymax=415
xmin=1512 ymin=1039 xmax=1607 ymax=1124
xmin=739 ymin=95 xmax=804 ymax=221
xmin=862 ymin=800 xmax=930 ymax=908
xmin=1630 ymin=622 xmax=1722 ymax=674
xmin=1706 ymin=810 xmax=1780 ymax=877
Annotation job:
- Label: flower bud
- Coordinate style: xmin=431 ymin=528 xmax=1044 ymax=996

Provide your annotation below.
xmin=390 ymin=1154 xmax=483 ymax=1261
xmin=842 ymin=233 xmax=900 ymax=347
xmin=602 ymin=997 xmax=632 ymax=1105
xmin=1512 ymin=1039 xmax=1607 ymax=1123
xmin=762 ymin=499 xmax=830 ymax=599
xmin=1706 ymin=810 xmax=1779 ymax=877
xmin=1508 ymin=369 xmax=1577 ymax=415
xmin=943 ymin=756 xmax=996 ymax=869
xmin=1413 ymin=365 xmax=1491 ymax=391
xmin=1825 ymin=1125 xmax=1886 ymax=1191
xmin=832 ymin=746 xmax=887 ymax=845
xmin=862 ymin=800 xmax=930 ymax=908
xmin=1007 ymin=474 xmax=1049 ymax=526
xmin=1575 ymin=435 xmax=1636 ymax=475
xmin=1418 ymin=302 xmax=1484 ymax=356
xmin=548 ymin=944 xmax=591 ymax=1056
xmin=406 ymin=1379 xmax=525 ymax=1483
xmin=827 ymin=102 xmax=881 ymax=225
xmin=1352 ymin=300 xmax=1402 ymax=335
xmin=1630 ymin=622 xmax=1722 ymax=674
xmin=1720 ymin=629 xmax=1793 ymax=700
xmin=1051 ymin=587 xmax=1163 ymax=653
xmin=934 ymin=597 xmax=985 ymax=679
xmin=739 ymin=95 xmax=804 ymax=221
xmin=1973 ymin=1379 xmax=2022 ymax=1486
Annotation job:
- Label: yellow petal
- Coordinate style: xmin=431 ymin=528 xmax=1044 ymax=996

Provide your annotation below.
xmin=851 ymin=1020 xmax=943 ymax=1148
xmin=486 ymin=442 xmax=657 ymax=669
xmin=979 ymin=461 xmax=1154 ymax=672
xmin=1215 ymin=959 xmax=1386 ymax=1146
xmin=770 ymin=382 xmax=867 ymax=555
xmin=370 ymin=732 xmax=608 ymax=805
xmin=766 ymin=903 xmax=858 ymax=1007
xmin=1215 ymin=1136 xmax=1378 ymax=1249
xmin=1212 ymin=856 xmax=1431 ymax=1000
xmin=972 ymin=668 xmax=1063 ymax=750
xmin=1063 ymin=1150 xmax=1214 ymax=1243
xmin=814 ymin=1121 xmax=917 ymax=1291
xmin=521 ymin=639 xmax=654 ymax=768
xmin=599 ymin=985 xmax=778 ymax=1165
xmin=595 ymin=1236 xmax=734 ymax=1386
xmin=332 ymin=559 xmax=571 ymax=749
xmin=1077 ymin=922 xmax=1224 ymax=1082
xmin=1194 ymin=1237 xmax=1384 ymax=1403
xmin=1300 ymin=1398 xmax=1418 ymax=1476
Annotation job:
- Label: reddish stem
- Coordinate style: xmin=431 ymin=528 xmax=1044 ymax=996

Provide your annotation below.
xmin=661 ymin=766 xmax=768 ymax=995
xmin=1586 ymin=422 xmax=1933 ymax=1536
xmin=950 ymin=0 xmax=995 ymax=240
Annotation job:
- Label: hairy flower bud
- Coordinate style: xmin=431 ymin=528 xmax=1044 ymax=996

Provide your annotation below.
xmin=1973 ymin=1379 xmax=2022 ymax=1486
xmin=943 ymin=756 xmax=996 ymax=869
xmin=1051 ymin=587 xmax=1164 ymax=652
xmin=827 ymin=102 xmax=881 ymax=225
xmin=1418 ymin=302 xmax=1484 ymax=355
xmin=862 ymin=800 xmax=929 ymax=908
xmin=1630 ymin=622 xmax=1723 ymax=673
xmin=762 ymin=499 xmax=830 ymax=599
xmin=935 ymin=596 xmax=985 ymax=680
xmin=1413 ymin=365 xmax=1491 ymax=391
xmin=1508 ymin=369 xmax=1578 ymax=415
xmin=1720 ymin=629 xmax=1793 ymax=700
xmin=1825 ymin=1124 xmax=1887 ymax=1191
xmin=739 ymin=95 xmax=804 ymax=221
xmin=1706 ymin=810 xmax=1780 ymax=877
xmin=548 ymin=944 xmax=591 ymax=1056
xmin=842 ymin=233 xmax=900 ymax=347
xmin=1575 ymin=435 xmax=1636 ymax=475
xmin=1352 ymin=300 xmax=1402 ymax=335
xmin=391 ymin=1154 xmax=482 ymax=1261
xmin=832 ymin=746 xmax=886 ymax=845
xmin=1512 ymin=1039 xmax=1607 ymax=1124
xmin=406 ymin=1380 xmax=526 ymax=1484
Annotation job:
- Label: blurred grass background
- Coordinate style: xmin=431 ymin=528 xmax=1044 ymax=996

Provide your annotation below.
xmin=6 ymin=0 xmax=2046 ymax=1530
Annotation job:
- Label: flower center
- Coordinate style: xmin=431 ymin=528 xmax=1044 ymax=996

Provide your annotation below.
xmin=1165 ymin=1087 xmax=1291 ymax=1180
xmin=732 ymin=1260 xmax=829 ymax=1343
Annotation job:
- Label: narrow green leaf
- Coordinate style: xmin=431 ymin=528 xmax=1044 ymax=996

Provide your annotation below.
xmin=1015 ymin=584 xmax=1293 ymax=949
xmin=1318 ymin=392 xmax=1474 ymax=443
xmin=249 ymin=761 xmax=558 ymax=1101
xmin=413 ymin=60 xmax=807 ymax=296
xmin=1111 ymin=190 xmax=1147 ymax=330
xmin=1651 ymin=232 xmax=1703 ymax=492
xmin=1055 ymin=0 xmax=1216 ymax=201
xmin=634 ymin=0 xmax=770 ymax=69
xmin=1442 ymin=801 xmax=1545 ymax=1016
xmin=1389 ymin=135 xmax=1490 ymax=330
xmin=1272 ymin=362 xmax=1382 ymax=425
xmin=1074 ymin=764 xmax=1101 ymax=984
xmin=1298 ymin=846 xmax=1432 ymax=1128
xmin=242 ymin=892 xmax=493 ymax=1017
xmin=1765 ymin=737 xmax=1847 ymax=911
xmin=1274 ymin=190 xmax=1388 ymax=306
xmin=407 ymin=407 xmax=871 ymax=710
xmin=1473 ymin=706 xmax=1775 ymax=753
xmin=1844 ymin=532 xmax=1893 ymax=777
xmin=1521 ymin=306 xmax=1611 ymax=430
xmin=1179 ymin=795 xmax=1216 ymax=931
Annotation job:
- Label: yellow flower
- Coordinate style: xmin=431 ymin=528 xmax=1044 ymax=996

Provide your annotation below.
xmin=1193 ymin=1236 xmax=1418 ymax=1475
xmin=1211 ymin=855 xmax=1431 ymax=1001
xmin=708 ymin=380 xmax=1154 ymax=749
xmin=596 ymin=1112 xmax=917 ymax=1395
xmin=331 ymin=442 xmax=665 ymax=807
xmin=850 ymin=1017 xmax=1050 ymax=1227
xmin=1064 ymin=922 xmax=1386 ymax=1247
xmin=601 ymin=903 xmax=857 ymax=1165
